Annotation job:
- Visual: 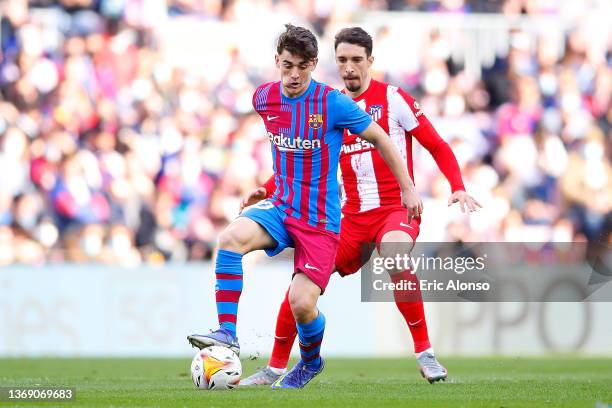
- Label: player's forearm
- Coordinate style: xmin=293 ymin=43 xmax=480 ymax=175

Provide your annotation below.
xmin=412 ymin=117 xmax=465 ymax=192
xmin=429 ymin=141 xmax=465 ymax=192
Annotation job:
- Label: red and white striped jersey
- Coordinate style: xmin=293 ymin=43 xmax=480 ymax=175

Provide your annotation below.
xmin=340 ymin=79 xmax=465 ymax=215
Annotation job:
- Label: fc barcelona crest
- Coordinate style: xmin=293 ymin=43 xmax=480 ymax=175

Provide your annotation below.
xmin=308 ymin=114 xmax=323 ymax=129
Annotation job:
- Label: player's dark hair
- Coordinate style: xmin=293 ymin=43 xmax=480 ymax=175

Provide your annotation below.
xmin=334 ymin=27 xmax=373 ymax=57
xmin=277 ymin=24 xmax=318 ymax=61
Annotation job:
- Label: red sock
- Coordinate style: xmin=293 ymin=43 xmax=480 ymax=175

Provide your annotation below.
xmin=391 ymin=270 xmax=431 ymax=353
xmin=268 ymin=288 xmax=297 ymax=370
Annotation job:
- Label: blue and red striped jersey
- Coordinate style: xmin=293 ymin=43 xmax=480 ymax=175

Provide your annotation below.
xmin=253 ymin=79 xmax=371 ymax=232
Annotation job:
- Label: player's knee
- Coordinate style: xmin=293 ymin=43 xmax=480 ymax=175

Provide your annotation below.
xmin=288 ymin=293 xmax=316 ymax=322
xmin=381 ymin=230 xmax=414 ymax=244
xmin=378 ymin=241 xmax=413 ymax=274
xmin=217 ymin=228 xmax=248 ymax=253
xmin=378 ymin=243 xmax=407 ymax=261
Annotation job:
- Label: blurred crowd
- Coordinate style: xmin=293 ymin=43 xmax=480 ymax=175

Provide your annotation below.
xmin=0 ymin=0 xmax=610 ymax=265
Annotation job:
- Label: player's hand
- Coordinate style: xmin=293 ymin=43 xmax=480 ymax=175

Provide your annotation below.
xmin=401 ymin=188 xmax=423 ymax=224
xmin=239 ymin=187 xmax=267 ymax=213
xmin=448 ymin=190 xmax=482 ymax=213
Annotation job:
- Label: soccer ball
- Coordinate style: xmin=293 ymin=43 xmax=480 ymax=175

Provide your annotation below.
xmin=190 ymin=346 xmax=241 ymax=390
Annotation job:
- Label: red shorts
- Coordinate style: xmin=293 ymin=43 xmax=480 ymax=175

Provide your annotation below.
xmin=335 ymin=206 xmax=420 ymax=276
xmin=284 ymin=216 xmax=340 ymax=293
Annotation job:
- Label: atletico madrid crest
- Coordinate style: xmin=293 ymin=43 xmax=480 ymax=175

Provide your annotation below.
xmin=369 ymin=105 xmax=383 ymax=122
xmin=308 ymin=114 xmax=323 ymax=129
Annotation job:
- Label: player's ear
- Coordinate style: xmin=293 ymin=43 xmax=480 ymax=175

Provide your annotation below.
xmin=368 ymin=55 xmax=374 ymax=67
xmin=311 ymin=57 xmax=318 ymax=70
xmin=275 ymin=54 xmax=280 ymax=68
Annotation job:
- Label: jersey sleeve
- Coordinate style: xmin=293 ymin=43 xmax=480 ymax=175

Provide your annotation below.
xmin=330 ymin=90 xmax=372 ymax=135
xmin=252 ymin=82 xmax=275 ymax=116
xmin=252 ymin=87 xmax=262 ymax=116
xmin=262 ymin=175 xmax=276 ymax=199
xmin=398 ymin=89 xmax=466 ymax=193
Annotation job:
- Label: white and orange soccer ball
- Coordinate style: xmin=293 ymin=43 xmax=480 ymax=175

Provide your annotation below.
xmin=190 ymin=346 xmax=241 ymax=390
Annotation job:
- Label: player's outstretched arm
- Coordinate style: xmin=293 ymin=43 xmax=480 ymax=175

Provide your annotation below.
xmin=406 ymin=101 xmax=481 ymax=213
xmin=358 ymin=122 xmax=423 ymax=222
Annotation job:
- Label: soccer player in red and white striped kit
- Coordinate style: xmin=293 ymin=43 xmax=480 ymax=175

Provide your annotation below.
xmin=240 ymin=27 xmax=480 ymax=385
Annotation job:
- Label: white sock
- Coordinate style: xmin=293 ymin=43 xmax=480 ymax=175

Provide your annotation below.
xmin=415 ymin=347 xmax=435 ymax=359
xmin=268 ymin=366 xmax=287 ymax=375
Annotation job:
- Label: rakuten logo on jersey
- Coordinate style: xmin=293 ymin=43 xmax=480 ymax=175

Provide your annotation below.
xmin=268 ymin=132 xmax=321 ymax=151
xmin=341 ymin=137 xmax=374 ymax=154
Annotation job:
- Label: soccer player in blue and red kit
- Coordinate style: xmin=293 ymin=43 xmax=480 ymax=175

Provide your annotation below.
xmin=240 ymin=27 xmax=481 ymax=386
xmin=187 ymin=24 xmax=422 ymax=389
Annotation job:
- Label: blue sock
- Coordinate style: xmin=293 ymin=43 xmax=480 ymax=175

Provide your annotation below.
xmin=297 ymin=311 xmax=325 ymax=369
xmin=214 ymin=249 xmax=243 ymax=337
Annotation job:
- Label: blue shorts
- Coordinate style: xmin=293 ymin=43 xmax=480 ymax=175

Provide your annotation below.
xmin=240 ymin=199 xmax=340 ymax=292
xmin=239 ymin=200 xmax=294 ymax=256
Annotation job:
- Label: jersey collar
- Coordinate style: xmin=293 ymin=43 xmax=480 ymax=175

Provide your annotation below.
xmin=281 ymin=79 xmax=317 ymax=103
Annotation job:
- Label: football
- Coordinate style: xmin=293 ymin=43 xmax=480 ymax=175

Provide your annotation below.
xmin=190 ymin=346 xmax=242 ymax=390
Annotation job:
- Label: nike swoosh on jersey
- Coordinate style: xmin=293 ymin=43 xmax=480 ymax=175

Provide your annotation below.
xmin=267 ymin=115 xmax=279 ymax=120
xmin=304 ymin=263 xmax=320 ymax=271
xmin=399 ymin=222 xmax=414 ymax=229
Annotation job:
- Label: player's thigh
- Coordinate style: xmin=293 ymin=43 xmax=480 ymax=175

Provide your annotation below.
xmin=334 ymin=213 xmax=375 ymax=275
xmin=218 ymin=216 xmax=276 ymax=254
xmin=376 ymin=209 xmax=420 ymax=271
xmin=335 ymin=230 xmax=371 ymax=276
xmin=285 ymin=217 xmax=339 ymax=294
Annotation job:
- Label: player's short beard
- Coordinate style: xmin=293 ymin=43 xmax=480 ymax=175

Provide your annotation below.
xmin=345 ymin=81 xmax=361 ymax=92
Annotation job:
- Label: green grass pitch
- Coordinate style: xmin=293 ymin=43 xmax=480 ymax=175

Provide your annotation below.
xmin=1 ymin=357 xmax=611 ymax=407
